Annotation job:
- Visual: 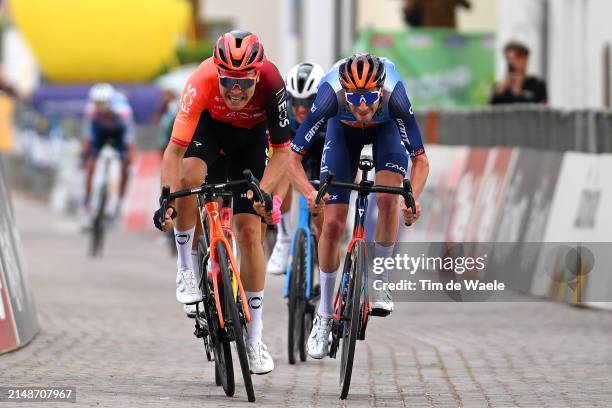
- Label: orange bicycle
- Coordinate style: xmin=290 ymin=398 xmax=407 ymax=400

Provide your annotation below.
xmin=160 ymin=170 xmax=272 ymax=403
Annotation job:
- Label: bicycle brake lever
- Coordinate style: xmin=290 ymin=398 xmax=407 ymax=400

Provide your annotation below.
xmin=160 ymin=185 xmax=170 ymax=229
xmin=315 ymin=172 xmax=334 ymax=207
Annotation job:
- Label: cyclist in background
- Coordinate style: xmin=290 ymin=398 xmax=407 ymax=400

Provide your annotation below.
xmin=81 ymin=83 xmax=136 ymax=227
xmin=153 ymin=31 xmax=291 ymax=374
xmin=267 ymin=62 xmax=326 ymax=275
xmin=288 ymin=54 xmax=429 ymax=359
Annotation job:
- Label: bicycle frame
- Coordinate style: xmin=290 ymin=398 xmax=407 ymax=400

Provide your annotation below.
xmin=197 ymin=195 xmax=250 ymax=330
xmin=284 ymin=194 xmax=315 ymax=300
xmin=91 ymin=144 xmax=121 ymax=219
xmin=332 ymin=188 xmax=371 ymax=326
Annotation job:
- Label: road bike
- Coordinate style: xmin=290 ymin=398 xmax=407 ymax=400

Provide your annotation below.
xmin=160 ymin=170 xmax=271 ymax=403
xmin=89 ymin=143 xmax=121 ymax=257
xmin=315 ymin=155 xmax=416 ymax=399
xmin=284 ymin=181 xmax=320 ymax=364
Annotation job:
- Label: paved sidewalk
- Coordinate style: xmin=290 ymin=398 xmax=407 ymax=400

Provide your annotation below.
xmin=2 ymin=195 xmax=612 ymax=407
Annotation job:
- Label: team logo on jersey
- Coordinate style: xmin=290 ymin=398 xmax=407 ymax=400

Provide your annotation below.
xmin=305 ymin=117 xmax=325 ymax=142
xmin=275 ymin=88 xmax=290 ymax=127
xmin=385 ymin=163 xmax=406 ymax=173
xmin=176 ymin=83 xmax=197 ymax=124
xmin=321 ymin=140 xmax=332 ymax=164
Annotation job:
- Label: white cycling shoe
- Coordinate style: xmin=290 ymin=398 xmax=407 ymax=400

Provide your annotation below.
xmin=371 ymin=288 xmax=394 ymax=317
xmin=246 ymin=339 xmax=275 ymax=374
xmin=267 ymin=239 xmax=291 ymax=275
xmin=176 ymin=267 xmax=203 ymax=304
xmin=307 ymin=314 xmax=333 ymax=359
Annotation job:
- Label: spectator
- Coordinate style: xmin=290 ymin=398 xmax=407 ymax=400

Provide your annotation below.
xmin=403 ymin=0 xmax=471 ymax=28
xmin=490 ymin=42 xmax=547 ymax=105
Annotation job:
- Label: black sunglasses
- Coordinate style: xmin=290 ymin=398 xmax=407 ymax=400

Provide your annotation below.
xmin=219 ymin=76 xmax=256 ymax=90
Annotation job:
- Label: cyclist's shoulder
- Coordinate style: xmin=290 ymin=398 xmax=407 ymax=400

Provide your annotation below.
xmin=257 ymin=59 xmax=286 ymax=96
xmin=187 ymin=58 xmax=218 ymax=90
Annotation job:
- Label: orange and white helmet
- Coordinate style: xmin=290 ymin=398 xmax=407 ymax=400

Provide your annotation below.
xmin=339 ymin=53 xmax=386 ymax=90
xmin=213 ymin=30 xmax=265 ymax=73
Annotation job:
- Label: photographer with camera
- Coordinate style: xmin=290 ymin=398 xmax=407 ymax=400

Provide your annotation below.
xmin=490 ymin=41 xmax=547 ymax=105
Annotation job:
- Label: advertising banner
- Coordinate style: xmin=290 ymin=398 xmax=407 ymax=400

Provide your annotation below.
xmin=0 ymin=160 xmax=38 ymax=353
xmin=353 ymin=28 xmax=495 ymax=108
xmin=530 ymin=153 xmax=612 ymax=304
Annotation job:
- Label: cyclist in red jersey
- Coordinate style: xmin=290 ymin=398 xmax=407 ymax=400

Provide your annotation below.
xmin=153 ymin=31 xmax=291 ymax=375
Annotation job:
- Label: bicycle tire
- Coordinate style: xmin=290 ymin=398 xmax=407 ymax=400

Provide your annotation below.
xmin=300 ymin=232 xmax=318 ymax=362
xmin=287 ymin=229 xmax=306 ymax=364
xmin=339 ymin=240 xmax=365 ymax=399
xmin=217 ymin=241 xmax=255 ymax=403
xmin=89 ymin=185 xmax=107 ymax=257
xmin=198 ymin=237 xmax=234 ymax=395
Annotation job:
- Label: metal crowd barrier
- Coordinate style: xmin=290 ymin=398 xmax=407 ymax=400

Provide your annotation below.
xmin=416 ymin=105 xmax=612 ymax=154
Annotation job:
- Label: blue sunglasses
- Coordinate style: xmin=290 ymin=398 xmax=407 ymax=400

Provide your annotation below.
xmin=345 ymin=90 xmax=382 ymax=106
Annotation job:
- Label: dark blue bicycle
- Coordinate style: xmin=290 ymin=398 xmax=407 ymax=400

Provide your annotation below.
xmin=315 ymin=155 xmax=416 ymax=399
xmin=284 ymin=180 xmax=321 ymax=364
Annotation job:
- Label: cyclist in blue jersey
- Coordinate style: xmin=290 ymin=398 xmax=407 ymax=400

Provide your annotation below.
xmin=288 ymin=54 xmax=429 ymax=359
xmin=81 ymin=83 xmax=136 ymax=226
xmin=267 ymin=62 xmax=327 ymax=275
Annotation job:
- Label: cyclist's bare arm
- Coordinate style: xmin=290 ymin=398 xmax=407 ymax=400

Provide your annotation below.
xmin=260 ymin=145 xmax=290 ymax=194
xmin=409 ymin=153 xmax=429 ymax=200
xmin=288 ymin=151 xmax=315 ymax=198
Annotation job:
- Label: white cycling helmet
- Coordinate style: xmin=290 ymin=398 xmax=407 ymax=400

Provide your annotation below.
xmin=286 ymin=62 xmax=325 ymax=99
xmin=88 ymin=83 xmax=115 ymax=103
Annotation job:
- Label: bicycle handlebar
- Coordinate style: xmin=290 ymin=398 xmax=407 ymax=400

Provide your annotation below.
xmin=160 ymin=169 xmax=272 ymax=214
xmin=314 ymin=171 xmax=417 ymax=218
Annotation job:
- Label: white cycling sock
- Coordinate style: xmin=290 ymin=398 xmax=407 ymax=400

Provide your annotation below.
xmin=317 ymin=270 xmax=338 ymax=317
xmin=277 ymin=211 xmax=291 ymax=242
xmin=191 ymin=250 xmax=199 ymax=272
xmin=246 ymin=290 xmax=264 ymax=342
xmin=175 ymin=226 xmax=195 ymax=270
xmin=374 ymin=242 xmax=394 ymax=284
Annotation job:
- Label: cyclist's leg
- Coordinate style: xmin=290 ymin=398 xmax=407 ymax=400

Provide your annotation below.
xmin=174 ymin=112 xmax=220 ymax=304
xmin=372 ymin=120 xmax=408 ymax=246
xmin=226 ymin=123 xmax=275 ymax=373
xmin=370 ymin=121 xmax=409 ymax=314
xmin=267 ymin=173 xmax=292 ymax=274
xmin=317 ymin=120 xmax=364 ymax=316
xmin=84 ymin=125 xmax=103 ymax=206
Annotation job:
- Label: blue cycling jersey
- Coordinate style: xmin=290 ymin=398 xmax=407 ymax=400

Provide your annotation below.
xmin=291 ymin=58 xmax=425 ymax=158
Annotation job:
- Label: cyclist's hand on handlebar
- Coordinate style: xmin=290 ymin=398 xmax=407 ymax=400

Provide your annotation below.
xmin=153 ymin=205 xmax=177 ymax=232
xmin=401 ymin=200 xmax=421 ymax=226
xmin=307 ymin=190 xmax=329 ymax=213
xmin=247 ymin=190 xmax=278 ymax=224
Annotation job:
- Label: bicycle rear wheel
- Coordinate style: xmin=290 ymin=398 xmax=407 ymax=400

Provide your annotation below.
xmin=217 ymin=241 xmax=255 ymax=403
xmin=287 ymin=229 xmax=306 ymax=364
xmin=339 ymin=240 xmax=365 ymax=400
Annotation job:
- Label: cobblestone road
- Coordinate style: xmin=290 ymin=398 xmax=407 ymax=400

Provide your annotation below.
xmin=2 ymin=196 xmax=612 ymax=407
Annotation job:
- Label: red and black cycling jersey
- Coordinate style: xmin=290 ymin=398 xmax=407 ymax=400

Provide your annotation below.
xmin=170 ymin=57 xmax=291 ymax=149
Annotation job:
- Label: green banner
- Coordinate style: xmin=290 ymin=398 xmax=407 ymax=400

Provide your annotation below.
xmin=353 ymin=28 xmax=495 ymax=108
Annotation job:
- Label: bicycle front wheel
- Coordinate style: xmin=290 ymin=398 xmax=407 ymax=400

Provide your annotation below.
xmin=198 ymin=237 xmax=234 ymax=395
xmin=339 ymin=240 xmax=365 ymax=399
xmin=288 ymin=229 xmax=306 ymax=364
xmin=217 ymin=241 xmax=255 ymax=403
xmin=89 ymin=185 xmax=107 ymax=257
